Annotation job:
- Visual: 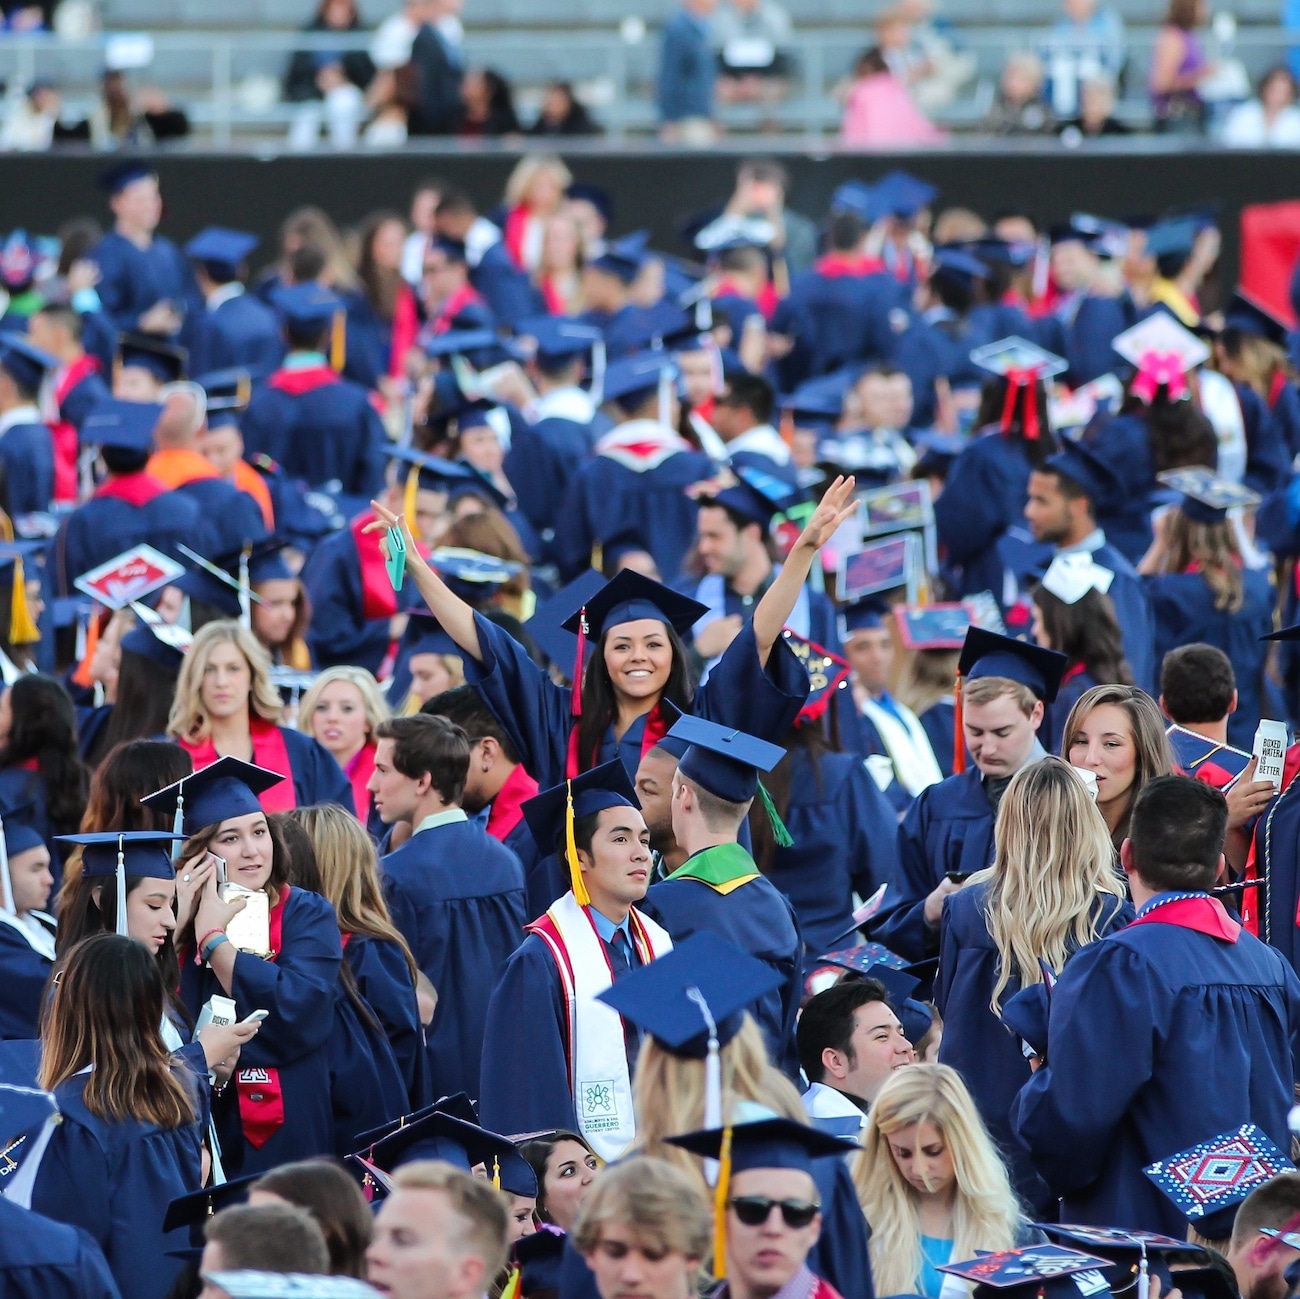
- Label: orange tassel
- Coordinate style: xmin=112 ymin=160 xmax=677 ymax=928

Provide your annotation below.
xmin=953 ymin=671 xmax=966 ymax=775
xmin=71 ymin=607 xmax=102 ymax=689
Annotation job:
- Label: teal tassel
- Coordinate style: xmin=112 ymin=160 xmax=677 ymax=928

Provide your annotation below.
xmin=757 ymin=781 xmax=793 ymax=848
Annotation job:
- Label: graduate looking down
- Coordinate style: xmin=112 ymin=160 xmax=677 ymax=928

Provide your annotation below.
xmin=366 ymin=474 xmax=859 ymax=788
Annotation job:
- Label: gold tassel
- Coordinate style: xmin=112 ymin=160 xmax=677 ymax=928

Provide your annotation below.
xmin=712 ymin=1125 xmax=732 ymax=1281
xmin=330 ymin=309 xmax=346 ymax=372
xmin=9 ymin=559 xmax=38 ymax=644
xmin=492 ymin=1156 xmax=501 ymax=1190
xmin=403 ymin=468 xmax=420 ymax=535
xmin=566 ymin=781 xmax=591 ymax=907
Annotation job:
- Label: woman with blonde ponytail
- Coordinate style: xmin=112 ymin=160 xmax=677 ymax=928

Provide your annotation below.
xmin=934 ymin=756 xmax=1130 ymax=1212
xmin=855 ymin=1064 xmax=1029 ymax=1299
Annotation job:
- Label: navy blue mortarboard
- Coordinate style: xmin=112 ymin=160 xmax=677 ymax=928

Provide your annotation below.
xmin=399 ymin=611 xmax=460 ymax=662
xmin=931 ymin=247 xmax=990 ymax=285
xmin=513 ymin=1226 xmax=566 ymax=1294
xmin=559 ymin=568 xmax=706 ymax=641
xmin=0 ymin=1082 xmax=57 ymax=1151
xmin=0 ymin=335 xmax=56 ymax=394
xmin=588 ymin=233 xmax=647 ymax=284
xmin=0 ymin=793 xmax=45 ymax=866
xmin=598 ymin=932 xmax=785 ymax=1057
xmin=697 ymin=465 xmax=800 ymax=529
xmin=248 ymin=537 xmax=295 ymax=586
xmin=829 ymin=179 xmax=875 ymax=222
xmin=423 ymin=328 xmax=502 ymax=359
xmin=523 ymin=568 xmax=605 ymax=677
xmin=1143 ymin=217 xmax=1200 ymax=263
xmin=171 ymin=538 xmax=291 ymax=616
xmin=353 ymin=1093 xmax=478 ymax=1152
xmin=386 ymin=445 xmax=483 ymax=499
xmin=600 ymin=351 xmax=677 ymax=411
xmin=55 ymin=831 xmax=183 ymax=936
xmin=82 ymin=398 xmax=163 ymax=453
xmin=958 ymin=627 xmax=1068 ymax=703
xmin=163 ymin=1172 xmax=261 ymax=1247
xmin=962 ymin=236 xmax=1034 ymax=269
xmin=140 ymin=756 xmax=284 ymax=838
xmin=566 ymin=182 xmax=613 ymax=227
xmin=1046 ymin=443 xmax=1124 ymax=517
xmin=869 ymin=170 xmax=938 ymax=221
xmin=198 ymin=367 xmax=254 ymax=425
xmin=665 ymin=1115 xmax=856 ymax=1174
xmin=96 ymin=159 xmax=155 ymax=194
xmin=515 ymin=316 xmax=603 ymax=362
xmin=272 ymin=283 xmax=345 ymax=334
xmin=843 ymin=597 xmax=890 ymax=636
xmin=120 ymin=622 xmax=190 ymax=673
xmin=670 ymin=715 xmax=784 ymax=804
xmin=429 ymin=233 xmax=468 ymax=263
xmin=1223 ymin=290 xmax=1289 ymax=347
xmin=522 ymin=758 xmax=640 ymax=858
xmin=117 ymin=332 xmax=187 ymax=384
xmin=184 ymin=227 xmax=259 ymax=278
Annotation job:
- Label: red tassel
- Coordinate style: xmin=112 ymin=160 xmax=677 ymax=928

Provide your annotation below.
xmin=953 ymin=671 xmax=966 ymax=775
xmin=572 ymin=608 xmax=587 ymax=718
xmin=1001 ymin=368 xmax=1039 ymax=440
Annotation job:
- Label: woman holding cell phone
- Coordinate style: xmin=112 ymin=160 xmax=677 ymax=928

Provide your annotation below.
xmin=147 ymin=755 xmax=343 ymax=1175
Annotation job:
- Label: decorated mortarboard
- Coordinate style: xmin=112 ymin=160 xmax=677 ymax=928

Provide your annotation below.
xmin=0 ymin=335 xmax=56 ymax=394
xmin=1165 ymin=725 xmax=1253 ymax=785
xmin=598 ymin=931 xmax=784 ymax=1057
xmin=522 ymin=759 xmax=640 ymax=906
xmin=1223 ymin=289 xmax=1289 ymax=347
xmin=938 ymin=1244 xmax=1112 ymax=1296
xmin=141 ymin=756 xmax=284 ymax=839
xmin=1156 ymin=468 xmax=1260 ymax=524
xmin=931 ymin=247 xmax=990 ymax=284
xmin=782 ymin=631 xmax=851 ymax=726
xmin=600 ymin=350 xmax=678 ymax=409
xmin=840 ymin=535 xmax=917 ymax=603
xmin=96 ymin=158 xmax=155 ymax=194
xmin=117 ymin=331 xmax=188 ymax=385
xmin=815 ymin=943 xmax=923 ymax=1003
xmin=1039 ymin=552 xmax=1116 ymax=605
xmin=53 ymin=831 xmax=184 ymax=936
xmin=184 ymin=227 xmax=259 ymax=276
xmin=1037 ymin=1224 xmax=1204 ymax=1260
xmin=971 ymin=336 xmax=1068 ymax=383
xmin=1144 ymin=1125 xmax=1294 ymax=1226
xmin=694 ymin=214 xmax=776 ymax=254
xmin=895 ymin=603 xmax=969 ymax=650
xmin=523 ymin=569 xmax=605 ymax=677
xmin=162 ymin=1172 xmax=261 ymax=1244
xmin=120 ymin=621 xmax=191 ymax=672
xmin=201 ymin=1274 xmax=379 ymax=1299
xmin=1045 ymin=443 xmax=1124 ymax=516
xmin=958 ymin=627 xmax=1067 ymax=703
xmin=430 ymin=547 xmax=524 ymax=587
xmin=73 ymin=543 xmax=184 ymax=611
xmin=82 ymin=398 xmax=164 ymax=453
xmin=559 ymin=569 xmax=706 ymax=642
xmin=670 ymin=715 xmax=784 ymax=805
xmin=1112 ymin=313 xmax=1209 ymax=385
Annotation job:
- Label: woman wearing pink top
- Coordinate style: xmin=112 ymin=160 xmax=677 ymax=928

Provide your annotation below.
xmin=840 ymin=48 xmax=947 ymax=146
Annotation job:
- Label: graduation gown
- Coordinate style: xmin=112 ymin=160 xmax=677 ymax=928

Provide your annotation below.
xmin=482 ymin=762 xmax=551 ymax=922
xmin=873 ymin=768 xmax=996 ymax=962
xmin=936 ymin=883 xmax=1131 ymax=1213
xmin=774 ymin=259 xmax=904 ymax=378
xmin=642 ymin=843 xmax=803 ymax=1080
xmin=89 ymin=231 xmax=199 ymax=333
xmin=0 ymin=913 xmax=54 ymax=1040
xmin=164 ymin=469 xmax=269 ymax=557
xmin=1249 ymin=772 xmax=1300 ymax=971
xmin=179 ymin=885 xmax=341 ymax=1174
xmin=346 ymin=932 xmax=431 ymax=1109
xmin=328 ymin=978 xmax=410 ymax=1156
xmin=0 ymin=410 xmax=55 ymax=515
xmin=189 ymin=288 xmax=284 ymax=378
xmin=0 ymin=1197 xmax=121 ymax=1299
xmin=301 ymin=519 xmax=394 ymax=674
xmin=1010 ymin=896 xmax=1300 ymax=1236
xmin=380 ymin=816 xmax=527 ymax=1102
xmin=919 ymin=699 xmax=956 ymax=780
xmin=1144 ymin=567 xmax=1274 ymax=750
xmin=25 ymin=1072 xmax=204 ymax=1299
xmin=1037 ymin=293 xmax=1128 ymax=387
xmin=505 ymin=393 xmax=600 ymax=542
xmin=1079 ymin=413 xmax=1157 ymax=564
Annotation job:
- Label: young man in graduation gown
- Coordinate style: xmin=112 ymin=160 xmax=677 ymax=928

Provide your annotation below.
xmin=371 ymin=714 xmax=526 ymax=1103
xmin=184 ymin=227 xmax=285 ymax=379
xmin=89 ymin=161 xmax=199 ymax=340
xmin=240 ymin=284 xmax=388 ymax=516
xmin=1011 ymin=776 xmax=1300 ymax=1235
xmin=873 ymin=629 xmax=1066 ymax=963
xmin=1023 ymin=442 xmax=1156 ymax=692
xmin=0 ymin=801 xmax=56 ymax=1041
xmin=52 ymin=398 xmax=215 ymax=592
xmin=640 ymin=716 xmax=803 ymax=1080
xmin=0 ymin=334 xmax=56 ymax=515
xmin=477 ymin=760 xmax=674 ymax=1156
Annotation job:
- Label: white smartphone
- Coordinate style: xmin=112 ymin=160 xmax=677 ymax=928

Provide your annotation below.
xmin=241 ymin=1009 xmax=270 ymax=1024
xmin=222 ymin=884 xmax=271 ymax=957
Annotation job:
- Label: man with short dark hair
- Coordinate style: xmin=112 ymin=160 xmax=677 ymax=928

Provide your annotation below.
xmin=374 ymin=713 xmax=526 ymax=1101
xmin=1226 ymin=1173 xmax=1300 ymax=1299
xmin=712 ymin=373 xmax=797 ymax=488
xmin=1012 ymin=775 xmax=1300 ymax=1234
xmin=798 ymin=979 xmax=913 ymax=1121
xmin=199 ymin=1203 xmax=329 ymax=1299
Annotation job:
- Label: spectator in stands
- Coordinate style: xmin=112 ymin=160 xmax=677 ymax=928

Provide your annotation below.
xmin=408 ymin=0 xmax=467 ymax=135
xmin=1149 ymin=0 xmax=1213 ymax=133
xmin=1040 ymin=0 xmax=1126 ymax=118
xmin=363 ymin=63 xmax=420 ymax=147
xmin=91 ymin=71 xmax=189 ymax=148
xmin=0 ymin=81 xmax=89 ymax=150
xmin=1057 ymin=74 xmax=1130 ymax=138
xmin=841 ymin=47 xmax=946 ymax=147
xmin=459 ymin=68 xmax=521 ymax=136
xmin=529 ymin=81 xmax=602 ymax=135
xmin=284 ymin=0 xmax=376 ymax=104
xmin=1221 ymin=65 xmax=1300 ymax=144
xmin=658 ymin=0 xmax=720 ymax=144
xmin=713 ymin=0 xmax=794 ymax=106
xmin=984 ymin=51 xmax=1055 ymax=133
xmin=882 ymin=0 xmax=977 ymax=114
xmin=2 ymin=1 xmax=48 ymax=31
xmin=502 ymin=156 xmax=572 ymax=273
xmin=725 ymin=158 xmax=817 ymax=277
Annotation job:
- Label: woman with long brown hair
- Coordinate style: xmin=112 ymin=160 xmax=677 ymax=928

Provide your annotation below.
xmin=1138 ymin=484 xmax=1274 ymax=749
xmin=17 ymin=931 xmax=205 ymax=1299
xmin=350 ymin=209 xmax=417 ymax=393
xmin=250 ymin=1157 xmax=375 ymax=1278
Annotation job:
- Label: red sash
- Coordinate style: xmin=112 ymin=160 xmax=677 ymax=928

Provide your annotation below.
xmin=1062 ymin=662 xmax=1088 ymax=685
xmin=94 ymin=471 xmax=168 ymax=507
xmin=268 ymin=365 xmax=340 ymax=397
xmin=235 ymin=886 xmax=290 ymax=1148
xmin=503 ymin=205 xmax=530 ymax=270
xmin=564 ymin=701 xmax=670 ymax=779
xmin=540 ymin=276 xmax=567 ymax=316
xmin=1129 ymin=894 xmax=1240 ymax=942
xmin=351 ymin=510 xmax=399 ymax=623
xmin=486 ymin=762 xmax=539 ymax=842
xmin=813 ymin=252 xmax=885 ymax=279
xmin=1269 ymin=369 xmax=1288 ymax=411
xmin=389 ymin=285 xmax=420 ymax=379
xmin=433 ymin=284 xmax=484 ymax=334
xmin=345 ymin=742 xmax=376 ymax=824
xmin=179 ymin=719 xmax=297 ymax=813
xmin=50 ymin=356 xmax=100 ymax=504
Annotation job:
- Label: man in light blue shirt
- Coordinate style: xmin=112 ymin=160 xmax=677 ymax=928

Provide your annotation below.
xmin=658 ymin=0 xmax=720 ymax=139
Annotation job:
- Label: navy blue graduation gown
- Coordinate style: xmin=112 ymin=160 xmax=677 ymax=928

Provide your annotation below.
xmin=1238 ymin=381 xmax=1291 ymax=498
xmin=919 ymin=699 xmax=956 ymax=779
xmin=873 ymin=768 xmax=995 ymax=962
xmin=1085 ymin=539 xmax=1156 ymax=693
xmin=329 ymin=980 xmax=410 ymax=1156
xmin=189 ymin=290 xmax=284 ymax=378
xmin=1269 ymin=380 xmax=1300 ymax=460
xmin=281 ymin=725 xmax=357 ymax=811
xmin=300 ymin=523 xmax=391 ymax=674
xmin=934 ymin=429 xmax=1038 ymax=603
xmin=1039 ymin=294 xmax=1127 ymax=387
xmin=844 ymin=704 xmax=924 ymax=817
xmin=56 ymin=367 xmax=112 ymax=434
xmin=470 ymin=242 xmax=545 ymax=330
xmin=1010 ymin=907 xmax=1300 ymax=1235
xmin=179 ymin=885 xmax=340 ymax=1174
xmin=760 ymin=748 xmax=896 ymax=965
xmin=26 ymin=1072 xmax=203 ymax=1299
xmin=347 ymin=932 xmax=430 ymax=1109
xmin=89 ymin=231 xmax=199 ymax=333
xmin=0 ymin=919 xmax=53 ymax=1040
xmin=1078 ymin=414 xmax=1156 ymax=564
xmin=936 ymin=883 xmax=1131 ymax=1213
xmin=505 ymin=407 xmax=598 ymax=542
xmin=172 ymin=476 xmax=268 ymax=556
xmin=642 ymin=863 xmax=803 ymax=1080
xmin=381 ymin=817 xmax=526 ymax=1102
xmin=464 ymin=614 xmax=809 ymax=791
xmin=1144 ymin=568 xmax=1274 ymax=750
xmin=775 ymin=264 xmax=904 ymax=378
xmin=0 ymin=418 xmax=55 ymax=515
xmin=0 ymin=1198 xmax=121 ymax=1299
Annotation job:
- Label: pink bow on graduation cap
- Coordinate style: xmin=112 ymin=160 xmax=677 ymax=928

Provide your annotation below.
xmin=1130 ymin=350 xmax=1188 ymax=405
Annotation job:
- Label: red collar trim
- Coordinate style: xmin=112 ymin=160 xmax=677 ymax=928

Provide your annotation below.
xmin=1130 ymin=895 xmax=1240 ymax=942
xmin=94 ymin=472 xmax=168 ymax=507
xmin=814 ymin=252 xmax=885 ymax=278
xmin=268 ymin=365 xmax=340 ymax=396
xmin=486 ymin=762 xmax=539 ymax=842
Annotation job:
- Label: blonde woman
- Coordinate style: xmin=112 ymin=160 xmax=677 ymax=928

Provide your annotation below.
xmin=855 ymin=1064 xmax=1030 ymax=1299
xmin=297 ymin=666 xmax=389 ymax=823
xmin=934 ymin=757 xmax=1130 ymax=1214
xmin=168 ymin=619 xmax=353 ymax=813
xmin=286 ymin=803 xmax=427 ymax=1107
xmin=501 ymin=154 xmax=573 ymax=273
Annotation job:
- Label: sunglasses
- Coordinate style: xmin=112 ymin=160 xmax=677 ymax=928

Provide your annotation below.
xmin=729 ymin=1196 xmax=820 ymax=1229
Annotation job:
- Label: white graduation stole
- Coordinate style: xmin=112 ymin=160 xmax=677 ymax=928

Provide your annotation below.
xmin=860 ymin=695 xmax=944 ymax=797
xmin=531 ymin=893 xmax=673 ymax=1161
xmin=0 ymin=909 xmax=56 ymax=962
xmin=1198 ymin=369 xmax=1246 ymax=485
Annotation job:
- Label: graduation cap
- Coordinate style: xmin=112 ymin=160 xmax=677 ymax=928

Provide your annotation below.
xmin=523 ymin=568 xmax=605 ymax=677
xmin=521 ymin=759 xmax=640 ymax=906
xmin=1143 ymin=217 xmax=1201 ymax=264
xmin=931 ymin=247 xmax=990 ymax=286
xmin=670 ymin=715 xmax=783 ymax=806
xmin=171 ymin=537 xmax=286 ymax=622
xmin=119 ymin=621 xmax=190 ymax=672
xmin=386 ymin=445 xmax=482 ymax=534
xmin=694 ymin=214 xmax=775 ymax=254
xmin=1045 ymin=443 xmax=1124 ymax=516
xmin=815 ymin=942 xmax=923 ymax=998
xmin=781 ymin=377 xmax=846 ymax=431
xmin=0 ymin=539 xmax=45 ymax=649
xmin=600 ymin=350 xmax=678 ymax=413
xmin=200 ymin=1274 xmax=379 ymax=1299
xmin=53 ymin=831 xmax=184 ymax=937
xmin=1050 ymin=214 xmax=1130 ymax=259
xmin=895 ymin=603 xmax=970 ymax=651
xmin=842 ymin=597 xmax=891 ymax=636
xmin=693 ymin=465 xmax=800 ymax=529
xmin=971 ymin=336 xmax=1068 ymax=383
xmin=141 ymin=756 xmax=283 ymax=841
xmin=1112 ymin=314 xmax=1210 ymax=391
xmin=184 ymin=227 xmax=259 ymax=279
xmin=353 ymin=1092 xmax=479 ymax=1152
xmin=198 ymin=367 xmax=255 ymax=425
xmin=1222 ymin=290 xmax=1289 ymax=347
xmin=938 ymin=1244 xmax=1112 ymax=1298
xmin=163 ymin=1172 xmax=261 ymax=1247
xmin=273 ymin=284 xmax=348 ymax=370
xmin=514 ymin=316 xmax=603 ymax=362
xmin=430 ymin=547 xmax=523 ymax=587
xmin=96 ymin=158 xmax=155 ymax=194
xmin=82 ymin=398 xmax=164 ymax=453
xmin=781 ymin=631 xmax=851 ymax=726
xmin=1039 ymin=552 xmax=1115 ymax=605
xmin=587 ymin=232 xmax=648 ymax=284
xmin=117 ymin=331 xmax=188 ymax=385
xmin=0 ymin=1082 xmax=57 ymax=1155
xmin=512 ymin=1225 xmax=566 ymax=1295
xmin=0 ymin=335 xmax=56 ymax=395
xmin=559 ymin=568 xmax=706 ymax=643
xmin=913 ymin=431 xmax=968 ymax=479
xmin=1036 ymin=1219 xmax=1210 ymax=1298
xmin=1145 ymin=1125 xmax=1294 ymax=1238
xmin=1156 ymin=468 xmax=1260 ymax=525
xmin=961 ymin=236 xmax=1035 ymax=269
xmin=0 ymin=793 xmax=46 ymax=917
xmin=423 ymin=329 xmax=503 ymax=360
